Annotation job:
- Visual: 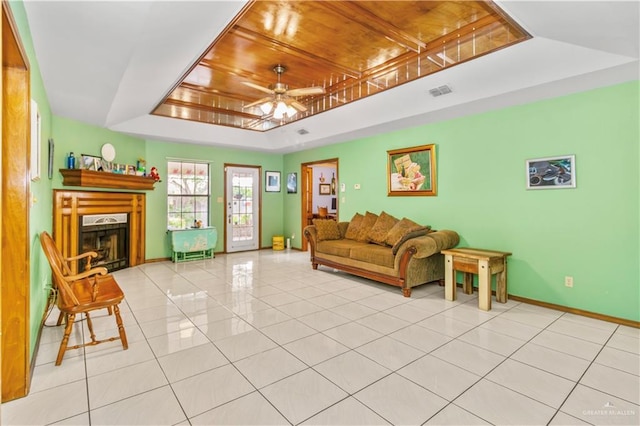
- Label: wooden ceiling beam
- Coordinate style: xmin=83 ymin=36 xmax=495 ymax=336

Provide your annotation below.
xmin=316 ymin=1 xmax=426 ymax=53
xmin=230 ymin=26 xmax=361 ymax=80
xmin=178 ymin=82 xmax=257 ymax=104
xmin=163 ymin=98 xmax=261 ymax=120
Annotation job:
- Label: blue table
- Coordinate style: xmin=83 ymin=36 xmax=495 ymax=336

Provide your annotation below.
xmin=169 ymin=227 xmax=217 ymax=262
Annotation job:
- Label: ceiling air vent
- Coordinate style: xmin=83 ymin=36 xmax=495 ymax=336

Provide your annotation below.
xmin=429 ymin=85 xmax=452 ymax=97
xmin=297 ymin=128 xmax=309 ymax=135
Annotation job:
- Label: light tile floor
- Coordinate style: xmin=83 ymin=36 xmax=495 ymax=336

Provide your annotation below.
xmin=2 ymin=250 xmax=639 ymax=425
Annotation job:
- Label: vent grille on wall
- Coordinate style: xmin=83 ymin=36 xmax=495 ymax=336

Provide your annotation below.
xmin=429 ymin=85 xmax=452 ymax=97
xmin=297 ymin=128 xmax=310 ymax=135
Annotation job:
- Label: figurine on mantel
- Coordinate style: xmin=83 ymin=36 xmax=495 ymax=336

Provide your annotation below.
xmin=149 ymin=166 xmax=161 ymax=182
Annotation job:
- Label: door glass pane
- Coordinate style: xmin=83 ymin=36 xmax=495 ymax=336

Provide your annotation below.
xmin=231 ymin=172 xmax=254 ymax=242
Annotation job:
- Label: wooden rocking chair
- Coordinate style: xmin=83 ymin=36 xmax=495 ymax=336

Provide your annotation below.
xmin=40 ymin=231 xmax=128 ymax=365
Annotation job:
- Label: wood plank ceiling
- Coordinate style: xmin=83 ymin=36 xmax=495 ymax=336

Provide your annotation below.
xmin=152 ymin=0 xmax=529 ymax=132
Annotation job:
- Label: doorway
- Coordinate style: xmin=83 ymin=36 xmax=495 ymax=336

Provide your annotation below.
xmin=225 ymin=165 xmax=261 ymax=252
xmin=300 ymin=158 xmax=339 ymax=251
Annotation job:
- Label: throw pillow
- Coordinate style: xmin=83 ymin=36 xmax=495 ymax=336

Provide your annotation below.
xmin=367 ymin=211 xmax=399 ymax=246
xmin=344 ymin=213 xmax=364 ymax=240
xmin=385 ymin=218 xmax=430 ymax=254
xmin=356 ymin=211 xmax=379 ymax=242
xmin=313 ymin=219 xmax=341 ymax=241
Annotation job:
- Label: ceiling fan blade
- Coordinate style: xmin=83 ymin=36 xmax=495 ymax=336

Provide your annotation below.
xmin=286 ymin=86 xmax=325 ymax=97
xmin=289 ymin=99 xmax=308 ymax=112
xmin=242 ymin=81 xmax=274 ymax=94
xmin=243 ymin=96 xmax=272 ymax=109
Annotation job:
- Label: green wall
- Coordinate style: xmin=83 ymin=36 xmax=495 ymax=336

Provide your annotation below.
xmin=47 ymin=120 xmax=286 ymax=258
xmin=284 ymin=81 xmax=640 ymax=321
xmin=51 ymin=116 xmax=147 ymax=189
xmin=9 ymin=0 xmax=55 ymax=358
xmin=142 ymin=140 xmax=283 ymax=259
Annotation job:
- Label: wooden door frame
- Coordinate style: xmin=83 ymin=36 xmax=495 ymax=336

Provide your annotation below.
xmin=2 ymin=0 xmax=32 ymax=402
xmin=300 ymin=158 xmax=338 ymax=251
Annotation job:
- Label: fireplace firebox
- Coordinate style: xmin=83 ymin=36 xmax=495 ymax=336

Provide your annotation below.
xmin=79 ymin=213 xmax=129 ymax=272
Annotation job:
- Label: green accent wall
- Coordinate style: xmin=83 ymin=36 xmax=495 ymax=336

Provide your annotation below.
xmin=142 ymin=139 xmax=283 ymax=259
xmin=51 ymin=116 xmax=146 ymax=190
xmin=9 ymin=0 xmax=54 ymax=358
xmin=284 ymin=81 xmax=639 ymax=321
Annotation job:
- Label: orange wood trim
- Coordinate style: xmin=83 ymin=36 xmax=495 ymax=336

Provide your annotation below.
xmin=53 ymin=191 xmax=146 ymax=274
xmin=454 ymin=283 xmax=639 ymax=328
xmin=1 ymin=0 xmax=31 ymax=402
xmin=60 ymin=169 xmax=156 ymax=190
xmin=144 ymin=257 xmax=171 ymax=264
xmin=164 ymin=97 xmax=260 ymax=120
xmin=508 ymin=295 xmax=640 ymax=329
xmin=300 ymin=158 xmax=339 ymax=252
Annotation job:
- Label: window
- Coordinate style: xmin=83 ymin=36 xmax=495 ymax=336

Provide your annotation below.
xmin=167 ymin=161 xmax=210 ymax=229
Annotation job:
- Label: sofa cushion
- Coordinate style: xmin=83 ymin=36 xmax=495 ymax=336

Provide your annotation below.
xmin=367 ymin=211 xmax=399 ymax=246
xmin=386 ymin=218 xmax=430 ymax=254
xmin=349 ymin=243 xmax=395 ymax=269
xmin=317 ymin=239 xmax=367 ymax=257
xmin=356 ymin=212 xmax=379 ymax=242
xmin=313 ymin=219 xmax=341 ymax=241
xmin=344 ymin=213 xmax=364 ymax=240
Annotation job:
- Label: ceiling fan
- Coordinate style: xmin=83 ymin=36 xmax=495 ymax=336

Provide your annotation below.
xmin=243 ymin=65 xmax=325 ymax=119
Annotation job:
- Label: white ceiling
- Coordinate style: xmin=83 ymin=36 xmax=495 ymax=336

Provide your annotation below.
xmin=23 ymin=1 xmax=639 ymax=153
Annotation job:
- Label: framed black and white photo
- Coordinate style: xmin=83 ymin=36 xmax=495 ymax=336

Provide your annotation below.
xmin=265 ymin=171 xmax=281 ymax=192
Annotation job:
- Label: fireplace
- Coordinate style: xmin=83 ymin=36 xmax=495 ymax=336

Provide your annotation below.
xmin=79 ymin=213 xmax=129 ymax=272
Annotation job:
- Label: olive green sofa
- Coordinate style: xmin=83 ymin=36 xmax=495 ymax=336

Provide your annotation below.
xmin=303 ymin=212 xmax=459 ymax=297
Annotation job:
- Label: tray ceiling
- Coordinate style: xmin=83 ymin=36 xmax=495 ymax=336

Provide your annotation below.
xmin=153 ymin=1 xmax=529 ymax=132
xmin=22 ymin=1 xmax=639 ymax=152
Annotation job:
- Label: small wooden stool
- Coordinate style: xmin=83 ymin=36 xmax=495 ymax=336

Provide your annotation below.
xmin=441 ymin=248 xmax=512 ymax=311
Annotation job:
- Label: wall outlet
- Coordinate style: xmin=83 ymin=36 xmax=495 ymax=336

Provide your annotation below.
xmin=564 ymin=276 xmax=574 ymax=288
xmin=291 ymin=233 xmax=295 ymax=240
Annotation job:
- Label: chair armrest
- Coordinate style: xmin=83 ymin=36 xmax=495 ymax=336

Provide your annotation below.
xmin=65 ymin=266 xmax=108 ymax=282
xmin=66 ymin=251 xmax=99 ymax=271
xmin=65 ymin=251 xmax=98 ymax=262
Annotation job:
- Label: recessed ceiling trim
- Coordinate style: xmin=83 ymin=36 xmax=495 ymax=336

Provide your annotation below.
xmin=153 ymin=0 xmax=530 ymax=132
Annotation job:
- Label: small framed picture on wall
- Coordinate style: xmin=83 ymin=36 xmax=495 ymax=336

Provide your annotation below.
xmin=319 ymin=183 xmax=331 ymax=195
xmin=265 ymin=171 xmax=281 ymax=192
xmin=287 ymin=172 xmax=297 ymax=194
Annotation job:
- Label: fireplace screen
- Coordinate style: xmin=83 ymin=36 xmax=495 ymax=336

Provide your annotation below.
xmin=79 ymin=213 xmax=129 ymax=272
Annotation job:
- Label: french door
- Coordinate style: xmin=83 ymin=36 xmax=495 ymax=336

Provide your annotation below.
xmin=225 ymin=166 xmax=260 ymax=252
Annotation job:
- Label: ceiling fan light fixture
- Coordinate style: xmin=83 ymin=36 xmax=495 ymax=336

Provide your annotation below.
xmin=274 ymin=101 xmax=288 ymax=119
xmin=286 ymin=105 xmax=297 ymax=117
xmin=260 ymin=102 xmax=273 ymax=114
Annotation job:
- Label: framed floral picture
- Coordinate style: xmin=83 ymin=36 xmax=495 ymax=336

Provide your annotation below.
xmin=387 ymin=144 xmax=437 ymax=196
